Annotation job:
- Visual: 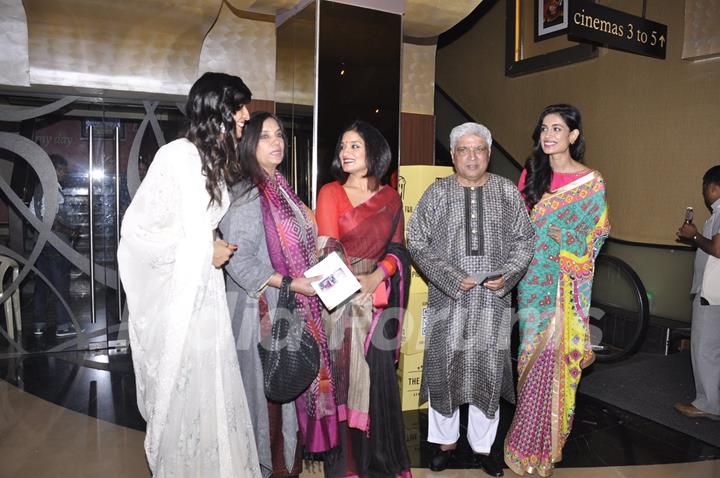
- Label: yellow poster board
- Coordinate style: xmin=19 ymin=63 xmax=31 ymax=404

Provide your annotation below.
xmin=397 ymin=351 xmax=428 ymax=411
xmin=396 ymin=165 xmax=453 ymax=411
xmin=400 ymin=292 xmax=427 ymax=355
xmin=398 ymin=165 xmax=453 ymax=294
xmin=402 ymin=409 xmax=425 ymax=464
xmin=398 ymin=165 xmax=454 ymax=226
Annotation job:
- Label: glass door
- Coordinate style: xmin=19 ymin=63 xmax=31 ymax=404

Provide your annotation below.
xmin=0 ymin=94 xmax=186 ymax=357
xmin=84 ymin=108 xmax=123 ymax=351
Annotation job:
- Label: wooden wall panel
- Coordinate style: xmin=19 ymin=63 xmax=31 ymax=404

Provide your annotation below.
xmin=400 ymin=112 xmax=434 ymax=166
xmin=248 ymin=99 xmax=275 ymax=114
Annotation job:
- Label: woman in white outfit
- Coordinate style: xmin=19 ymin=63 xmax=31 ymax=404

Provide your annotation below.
xmin=118 ymin=72 xmax=261 ymax=477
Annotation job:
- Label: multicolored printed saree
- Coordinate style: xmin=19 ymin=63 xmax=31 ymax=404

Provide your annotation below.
xmin=505 ymin=171 xmax=610 ymax=477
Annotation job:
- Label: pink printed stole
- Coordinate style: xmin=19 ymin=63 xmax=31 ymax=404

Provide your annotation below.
xmin=258 ymin=172 xmax=338 ymax=452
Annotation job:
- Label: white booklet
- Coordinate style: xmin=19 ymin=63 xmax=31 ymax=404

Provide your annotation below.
xmin=304 ymin=251 xmax=361 ymax=310
xmin=471 ymin=270 xmax=503 ymax=284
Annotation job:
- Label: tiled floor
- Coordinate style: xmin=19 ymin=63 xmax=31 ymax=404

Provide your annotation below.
xmin=0 ymin=350 xmax=718 ymax=477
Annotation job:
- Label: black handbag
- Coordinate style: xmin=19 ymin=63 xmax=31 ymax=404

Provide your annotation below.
xmin=257 ymin=276 xmax=320 ymax=403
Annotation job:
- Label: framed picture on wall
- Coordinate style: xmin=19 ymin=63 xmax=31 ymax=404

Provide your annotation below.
xmin=506 ymin=0 xmax=597 ymax=77
xmin=535 ymin=0 xmax=568 ymax=41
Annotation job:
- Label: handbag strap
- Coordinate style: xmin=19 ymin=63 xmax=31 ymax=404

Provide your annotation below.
xmin=278 ymin=275 xmax=294 ymax=308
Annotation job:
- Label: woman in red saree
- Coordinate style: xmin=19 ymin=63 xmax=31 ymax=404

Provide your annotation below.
xmin=316 ymin=120 xmax=412 ymax=477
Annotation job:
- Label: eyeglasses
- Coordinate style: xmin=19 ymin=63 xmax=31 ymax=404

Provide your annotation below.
xmin=454 ymin=145 xmax=488 ymax=156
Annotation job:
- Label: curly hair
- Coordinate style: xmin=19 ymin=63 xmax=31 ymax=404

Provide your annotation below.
xmin=184 ymin=72 xmax=252 ymax=206
xmin=523 ymin=104 xmax=585 ymax=209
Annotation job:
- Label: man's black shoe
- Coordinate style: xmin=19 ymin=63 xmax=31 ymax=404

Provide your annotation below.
xmin=429 ymin=447 xmax=454 ymax=472
xmin=476 ymin=452 xmax=504 ymax=477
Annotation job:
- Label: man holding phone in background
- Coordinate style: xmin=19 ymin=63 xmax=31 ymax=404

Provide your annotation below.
xmin=407 ymin=122 xmax=535 ymax=476
xmin=675 ymin=165 xmax=720 ymax=420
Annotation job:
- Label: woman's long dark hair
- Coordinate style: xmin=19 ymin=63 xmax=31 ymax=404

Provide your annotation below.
xmin=238 ymin=111 xmax=287 ymax=188
xmin=184 ymin=72 xmax=252 ymax=206
xmin=523 ymin=104 xmax=585 ymax=209
xmin=331 ymin=120 xmax=392 ymax=191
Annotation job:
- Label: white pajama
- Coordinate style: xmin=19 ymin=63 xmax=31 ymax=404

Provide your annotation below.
xmin=427 ymin=402 xmax=499 ymax=454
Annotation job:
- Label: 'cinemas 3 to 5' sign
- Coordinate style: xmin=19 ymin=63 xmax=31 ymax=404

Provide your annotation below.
xmin=568 ymin=0 xmax=668 ymax=59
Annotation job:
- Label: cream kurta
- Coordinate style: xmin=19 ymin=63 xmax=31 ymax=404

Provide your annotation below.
xmin=118 ymin=139 xmax=260 ymax=477
xmin=408 ymin=174 xmax=535 ymax=417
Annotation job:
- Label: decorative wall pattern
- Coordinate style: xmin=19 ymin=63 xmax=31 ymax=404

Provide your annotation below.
xmin=2 ymin=0 xmax=483 ymax=100
xmin=199 ymin=3 xmax=276 ymax=100
xmin=227 ymin=0 xmax=298 ymax=15
xmin=0 ymin=0 xmax=29 ymax=87
xmin=24 ymin=0 xmax=222 ymax=95
xmin=401 ymin=42 xmax=436 ymax=115
xmin=682 ymin=0 xmax=720 ymax=60
xmin=404 ymin=0 xmax=480 ymax=38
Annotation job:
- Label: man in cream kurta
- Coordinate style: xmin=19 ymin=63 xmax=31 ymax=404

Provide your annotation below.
xmin=408 ymin=122 xmax=535 ymax=476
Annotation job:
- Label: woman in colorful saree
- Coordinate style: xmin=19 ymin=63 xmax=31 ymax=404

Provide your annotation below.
xmin=315 ymin=120 xmax=412 ymax=477
xmin=504 ymin=104 xmax=610 ymax=477
xmin=219 ymin=111 xmax=338 ymax=477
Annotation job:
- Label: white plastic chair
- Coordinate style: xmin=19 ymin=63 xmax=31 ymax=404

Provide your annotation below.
xmin=0 ymin=256 xmax=21 ymax=340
